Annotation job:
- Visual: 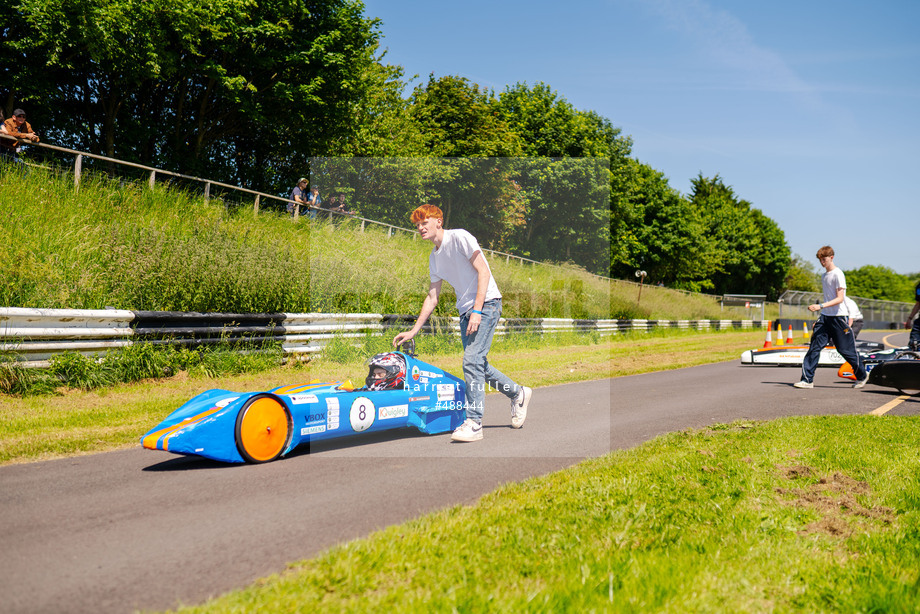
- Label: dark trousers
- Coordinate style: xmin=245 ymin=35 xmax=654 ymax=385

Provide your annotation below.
xmin=910 ymin=317 xmax=920 ymax=350
xmin=801 ymin=315 xmax=866 ymax=383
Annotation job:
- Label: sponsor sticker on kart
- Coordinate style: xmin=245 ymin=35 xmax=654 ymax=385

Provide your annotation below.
xmin=436 ymin=384 xmax=456 ymax=402
xmin=327 ymin=407 xmax=340 ymax=430
xmin=290 ymin=393 xmax=320 ymax=405
xmin=378 ymin=404 xmax=409 ymax=420
xmin=301 ymin=424 xmax=326 ymax=436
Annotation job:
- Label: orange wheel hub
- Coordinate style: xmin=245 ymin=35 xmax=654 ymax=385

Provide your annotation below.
xmin=237 ymin=397 xmax=290 ymax=462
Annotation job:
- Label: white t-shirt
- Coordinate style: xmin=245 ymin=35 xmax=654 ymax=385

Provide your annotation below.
xmin=843 ymin=297 xmax=863 ymax=320
xmin=820 ymin=267 xmax=847 ymax=316
xmin=429 ymin=229 xmax=502 ymax=314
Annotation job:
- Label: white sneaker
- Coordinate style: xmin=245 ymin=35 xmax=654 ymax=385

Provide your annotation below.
xmin=793 ymin=380 xmax=814 ymax=389
xmin=511 ymin=386 xmax=532 ymax=428
xmin=451 ymin=418 xmax=483 ymax=442
xmin=853 ymin=374 xmax=870 ymax=389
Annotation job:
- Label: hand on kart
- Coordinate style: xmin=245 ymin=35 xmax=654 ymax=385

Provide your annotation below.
xmin=393 ymin=331 xmax=414 ymax=347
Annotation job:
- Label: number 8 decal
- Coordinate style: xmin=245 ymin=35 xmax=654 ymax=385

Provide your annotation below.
xmin=350 ymin=396 xmax=375 ymax=432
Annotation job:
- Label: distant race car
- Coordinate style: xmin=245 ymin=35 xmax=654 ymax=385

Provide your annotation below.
xmin=740 ymin=340 xmax=884 ymax=367
xmin=141 ymin=350 xmax=466 ymax=463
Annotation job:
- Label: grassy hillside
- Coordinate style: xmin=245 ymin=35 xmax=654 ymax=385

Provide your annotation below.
xmin=1 ymin=166 xmax=758 ymax=320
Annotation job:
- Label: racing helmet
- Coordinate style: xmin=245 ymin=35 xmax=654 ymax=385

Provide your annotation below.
xmin=364 ymin=352 xmax=407 ymax=391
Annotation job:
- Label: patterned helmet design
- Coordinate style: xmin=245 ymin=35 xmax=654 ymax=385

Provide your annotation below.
xmin=364 ymin=352 xmax=407 ymax=391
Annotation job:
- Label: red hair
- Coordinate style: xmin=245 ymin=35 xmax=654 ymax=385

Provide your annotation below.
xmin=410 ymin=204 xmax=443 ymax=225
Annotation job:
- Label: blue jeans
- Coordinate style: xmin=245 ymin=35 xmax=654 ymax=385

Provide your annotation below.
xmin=459 ymin=298 xmax=519 ymax=423
xmin=801 ymin=315 xmax=866 ymax=383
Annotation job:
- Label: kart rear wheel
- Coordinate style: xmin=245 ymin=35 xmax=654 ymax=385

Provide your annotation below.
xmin=235 ymin=394 xmax=292 ymax=463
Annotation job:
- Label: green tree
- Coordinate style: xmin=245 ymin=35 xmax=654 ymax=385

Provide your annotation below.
xmin=610 ymin=160 xmax=719 ymax=291
xmin=497 ymin=82 xmax=622 ymax=158
xmin=326 ymin=61 xmax=427 ymax=157
xmin=408 ymin=74 xmax=523 ymax=157
xmin=844 ymin=265 xmax=914 ymax=302
xmin=784 ymin=254 xmax=821 ymax=292
xmin=509 ymin=157 xmax=610 ymax=274
xmin=4 ymin=0 xmax=384 ymax=192
xmin=689 ymin=174 xmax=790 ymax=299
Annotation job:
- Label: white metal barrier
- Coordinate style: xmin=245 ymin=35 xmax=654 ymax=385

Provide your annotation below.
xmin=0 ymin=307 xmax=767 ymax=368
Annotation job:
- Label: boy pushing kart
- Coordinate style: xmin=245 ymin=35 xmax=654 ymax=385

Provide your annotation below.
xmin=393 ymin=205 xmax=532 ymax=442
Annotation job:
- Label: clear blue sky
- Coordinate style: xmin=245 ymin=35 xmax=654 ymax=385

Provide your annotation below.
xmin=363 ymin=0 xmax=919 ymax=275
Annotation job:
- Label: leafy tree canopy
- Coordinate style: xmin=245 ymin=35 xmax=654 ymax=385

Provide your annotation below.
xmin=844 ymin=265 xmax=915 ymax=302
xmin=408 ymin=74 xmax=523 ymax=157
xmin=4 ymin=0 xmax=386 ymax=192
xmin=784 ymin=254 xmax=821 ymax=293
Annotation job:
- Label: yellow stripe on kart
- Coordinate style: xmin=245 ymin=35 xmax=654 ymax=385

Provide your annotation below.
xmin=142 ymin=406 xmax=224 ymax=451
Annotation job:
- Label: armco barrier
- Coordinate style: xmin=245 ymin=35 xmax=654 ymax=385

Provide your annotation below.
xmin=0 ymin=307 xmax=767 ymax=367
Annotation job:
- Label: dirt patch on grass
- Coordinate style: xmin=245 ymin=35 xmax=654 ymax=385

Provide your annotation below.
xmin=775 ymin=465 xmax=896 ymax=537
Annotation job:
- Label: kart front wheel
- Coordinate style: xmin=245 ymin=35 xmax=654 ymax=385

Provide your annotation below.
xmin=235 ymin=394 xmax=292 ymax=463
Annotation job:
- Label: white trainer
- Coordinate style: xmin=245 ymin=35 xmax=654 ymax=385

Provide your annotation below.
xmin=451 ymin=418 xmax=483 ymax=442
xmin=853 ymin=374 xmax=870 ymax=389
xmin=511 ymin=386 xmax=532 ymax=428
xmin=793 ymin=380 xmax=814 ymax=389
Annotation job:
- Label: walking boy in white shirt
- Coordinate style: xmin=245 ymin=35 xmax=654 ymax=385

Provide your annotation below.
xmin=794 ymin=245 xmax=868 ymax=389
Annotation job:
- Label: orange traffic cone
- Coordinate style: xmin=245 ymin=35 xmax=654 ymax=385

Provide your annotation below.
xmin=763 ymin=321 xmax=773 ymax=348
xmin=786 ymin=325 xmax=794 ymax=345
xmin=803 ymin=322 xmax=810 ymax=340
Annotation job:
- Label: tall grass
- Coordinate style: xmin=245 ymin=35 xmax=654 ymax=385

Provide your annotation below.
xmin=0 ymin=341 xmax=284 ymax=396
xmin=1 ymin=164 xmax=756 ymax=320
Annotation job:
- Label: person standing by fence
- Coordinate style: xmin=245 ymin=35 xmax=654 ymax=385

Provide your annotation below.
xmin=1 ymin=109 xmax=39 ymax=163
xmin=289 ymin=178 xmax=308 ymax=217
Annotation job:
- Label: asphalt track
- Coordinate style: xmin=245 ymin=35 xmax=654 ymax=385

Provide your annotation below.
xmin=1 ymin=331 xmax=917 ymax=614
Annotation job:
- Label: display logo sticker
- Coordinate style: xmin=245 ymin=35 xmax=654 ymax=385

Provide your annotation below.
xmin=436 ymin=384 xmax=456 ymax=402
xmin=290 ymin=393 xmax=319 ymax=405
xmin=327 ymin=407 xmax=340 ymax=430
xmin=378 ymin=404 xmax=409 ymax=420
xmin=301 ymin=425 xmax=326 ymax=436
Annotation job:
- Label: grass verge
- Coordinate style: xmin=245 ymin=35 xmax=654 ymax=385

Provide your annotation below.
xmin=171 ymin=415 xmax=920 ymax=613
